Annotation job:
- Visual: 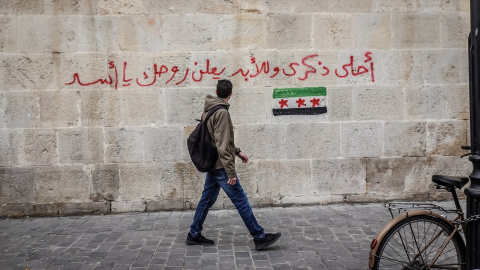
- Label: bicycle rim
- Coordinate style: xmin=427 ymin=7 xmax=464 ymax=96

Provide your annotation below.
xmin=373 ymin=215 xmax=465 ymax=270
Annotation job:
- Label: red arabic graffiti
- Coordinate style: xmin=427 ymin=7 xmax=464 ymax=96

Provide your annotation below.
xmin=65 ymin=52 xmax=375 ymax=89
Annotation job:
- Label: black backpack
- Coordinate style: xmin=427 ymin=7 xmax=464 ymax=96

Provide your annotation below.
xmin=187 ymin=105 xmax=227 ymax=172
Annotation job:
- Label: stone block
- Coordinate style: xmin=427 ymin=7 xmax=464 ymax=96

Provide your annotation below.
xmin=0 ymin=203 xmax=35 ymax=218
xmin=291 ymin=50 xmax=338 ymax=87
xmin=0 ymin=0 xmax=44 ymax=14
xmin=373 ymin=0 xmax=418 ymax=12
xmin=335 ymin=50 xmax=377 ymax=85
xmin=313 ymin=14 xmax=356 ymax=50
xmin=22 ymin=129 xmax=57 ymax=166
xmin=286 ymin=123 xmax=341 ymax=159
xmin=57 ymin=127 xmax=104 ymax=165
xmin=427 ymin=120 xmax=467 ymax=156
xmin=460 ymin=49 xmax=469 ymax=84
xmin=111 ymin=201 xmax=145 ymax=213
xmin=198 ymin=0 xmax=266 ymax=14
xmin=97 ymin=0 xmax=143 ymax=15
xmin=268 ymin=14 xmax=312 ymax=50
xmin=181 ymin=162 xmax=210 ymax=200
xmin=384 ymin=121 xmax=427 ymax=157
xmin=406 ymin=85 xmax=447 ymax=120
xmin=45 ymin=0 xmax=97 ymax=15
xmin=143 ymin=0 xmax=200 ymax=14
xmin=357 ymin=14 xmax=390 ymax=49
xmin=91 ymin=164 xmax=119 ymax=201
xmin=163 ymin=15 xmax=218 ymax=51
xmin=235 ymin=124 xmax=286 ymax=160
xmin=0 ymin=53 xmax=57 ymax=91
xmin=0 ymin=16 xmax=17 ymax=52
xmin=33 ymin=90 xmax=79 ymax=128
xmin=0 ymin=129 xmax=20 ymax=166
xmin=123 ymin=89 xmax=164 ymax=126
xmin=418 ymin=0 xmax=458 ymax=12
xmin=165 ymin=88 xmax=211 ymax=125
xmin=229 ymin=91 xmax=267 ymax=125
xmin=0 ymin=92 xmax=4 ymax=128
xmin=353 ymin=86 xmax=404 ymax=121
xmin=440 ymin=13 xmax=469 ymax=48
xmin=447 ymin=84 xmax=469 ymax=120
xmin=0 ymin=167 xmax=35 ymax=204
xmin=105 ymin=127 xmax=143 ymax=163
xmin=311 ymin=159 xmax=366 ymax=194
xmin=380 ymin=50 xmax=420 ymax=85
xmin=79 ymin=16 xmax=119 ymax=52
xmin=35 ymin=165 xmax=90 ymax=203
xmin=459 ymin=0 xmax=470 ymax=12
xmin=366 ymin=158 xmax=406 ymax=193
xmin=341 ymin=122 xmax=383 ymax=158
xmin=265 ymin=0 xmax=327 ymax=13
xmin=146 ymin=199 xmax=184 ymax=211
xmin=218 ymin=14 xmax=268 ymax=50
xmin=80 ymin=90 xmax=122 ymax=126
xmin=392 ymin=14 xmax=439 ymax=48
xmin=58 ymin=202 xmax=110 ymax=216
xmin=329 ymin=0 xmax=373 ymax=12
xmin=17 ymin=15 xmax=79 ymax=53
xmin=60 ymin=53 xmax=109 ymax=90
xmin=4 ymin=91 xmax=34 ymax=128
xmin=144 ymin=126 xmax=182 ymax=162
xmin=328 ymin=87 xmax=352 ymax=121
xmin=415 ymin=49 xmax=462 ymax=85
xmin=118 ymin=15 xmax=163 ymax=52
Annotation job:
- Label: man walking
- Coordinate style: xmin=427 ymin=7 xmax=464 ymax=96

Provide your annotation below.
xmin=186 ymin=79 xmax=281 ymax=251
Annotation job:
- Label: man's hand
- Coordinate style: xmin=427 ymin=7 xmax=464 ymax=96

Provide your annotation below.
xmin=237 ymin=152 xmax=249 ymax=163
xmin=227 ymin=177 xmax=237 ymax=185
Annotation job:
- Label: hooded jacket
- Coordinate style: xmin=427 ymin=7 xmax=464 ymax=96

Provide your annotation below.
xmin=202 ymin=94 xmax=239 ymax=178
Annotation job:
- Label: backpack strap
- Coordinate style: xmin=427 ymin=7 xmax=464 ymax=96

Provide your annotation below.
xmin=202 ymin=105 xmax=228 ymax=123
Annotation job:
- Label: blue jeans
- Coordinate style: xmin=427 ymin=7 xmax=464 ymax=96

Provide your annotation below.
xmin=189 ymin=168 xmax=265 ymax=240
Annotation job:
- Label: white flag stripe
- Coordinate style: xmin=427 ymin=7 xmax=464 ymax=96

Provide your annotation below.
xmin=273 ymin=96 xmax=327 ymax=109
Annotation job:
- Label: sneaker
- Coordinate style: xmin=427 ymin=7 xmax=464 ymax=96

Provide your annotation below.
xmin=186 ymin=233 xmax=214 ymax=246
xmin=253 ymin=233 xmax=281 ymax=251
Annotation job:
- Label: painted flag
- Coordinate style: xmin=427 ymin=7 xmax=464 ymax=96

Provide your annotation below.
xmin=272 ymin=87 xmax=327 ymax=116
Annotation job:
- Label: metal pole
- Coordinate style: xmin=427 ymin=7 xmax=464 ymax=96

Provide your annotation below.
xmin=466 ymin=1 xmax=480 ymax=268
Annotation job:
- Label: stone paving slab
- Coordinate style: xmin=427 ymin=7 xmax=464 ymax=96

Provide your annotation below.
xmin=0 ymin=201 xmax=462 ymax=270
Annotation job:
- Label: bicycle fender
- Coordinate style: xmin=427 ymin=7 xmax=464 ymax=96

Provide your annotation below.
xmin=368 ymin=210 xmax=453 ymax=269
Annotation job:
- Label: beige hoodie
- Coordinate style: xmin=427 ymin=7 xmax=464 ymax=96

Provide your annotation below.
xmin=202 ymin=95 xmax=239 ymax=178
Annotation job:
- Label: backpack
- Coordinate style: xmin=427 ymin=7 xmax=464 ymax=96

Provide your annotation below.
xmin=187 ymin=105 xmax=227 ymax=172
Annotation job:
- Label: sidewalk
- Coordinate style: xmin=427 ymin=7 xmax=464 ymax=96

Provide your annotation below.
xmin=0 ymin=201 xmax=459 ymax=270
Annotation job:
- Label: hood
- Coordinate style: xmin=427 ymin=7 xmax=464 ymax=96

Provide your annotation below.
xmin=204 ymin=94 xmax=229 ymax=112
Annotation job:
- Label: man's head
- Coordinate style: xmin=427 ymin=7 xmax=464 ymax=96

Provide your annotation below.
xmin=216 ymin=79 xmax=233 ymax=99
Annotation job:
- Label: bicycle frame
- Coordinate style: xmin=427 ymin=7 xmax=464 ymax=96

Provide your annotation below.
xmin=368 ymin=210 xmax=459 ymax=269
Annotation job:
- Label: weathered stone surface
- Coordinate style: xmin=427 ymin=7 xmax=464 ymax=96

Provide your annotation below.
xmin=143 ymin=0 xmax=200 ymax=14
xmin=17 ymin=15 xmax=79 ymax=53
xmin=58 ymin=202 xmax=110 ymax=216
xmin=22 ymin=129 xmax=57 ymax=166
xmin=123 ymin=89 xmax=164 ymax=126
xmin=329 ymin=0 xmax=372 ymax=12
xmin=218 ymin=14 xmax=268 ymax=50
xmin=353 ymin=86 xmax=404 ymax=121
xmin=197 ymin=0 xmax=266 ymax=14
xmin=60 ymin=53 xmax=108 ymax=90
xmin=447 ymin=84 xmax=469 ymax=120
xmin=236 ymin=124 xmax=286 ymax=160
xmin=415 ymin=49 xmax=462 ymax=85
xmin=384 ymin=121 xmax=427 ymax=157
xmin=105 ymin=127 xmax=143 ymax=163
xmin=146 ymin=199 xmax=184 ymax=211
xmin=0 ymin=167 xmax=35 ymax=204
xmin=79 ymin=16 xmax=118 ymax=52
xmin=427 ymin=120 xmax=467 ymax=156
xmin=418 ymin=0 xmax=458 ymax=12
xmin=91 ymin=164 xmax=119 ymax=201
xmin=366 ymin=158 xmax=406 ymax=193
xmin=57 ymin=127 xmax=104 ymax=165
xmin=286 ymin=123 xmax=341 ymax=159
xmin=4 ymin=91 xmax=34 ymax=128
xmin=0 ymin=16 xmax=17 ymax=52
xmin=0 ymin=53 xmax=57 ymax=91
xmin=328 ymin=87 xmax=352 ymax=121
xmin=0 ymin=203 xmax=35 ymax=218
xmin=313 ymin=14 xmax=355 ymax=50
xmin=357 ymin=14 xmax=391 ymax=49
xmin=405 ymin=85 xmax=447 ymax=120
xmin=440 ymin=13 xmax=469 ymax=48
xmin=229 ymin=91 xmax=267 ymax=125
xmin=380 ymin=50 xmax=418 ymax=85
xmin=373 ymin=0 xmax=418 ymax=13
xmin=163 ymin=15 xmax=218 ymax=51
xmin=392 ymin=14 xmax=440 ymax=48
xmin=80 ymin=90 xmax=122 ymax=126
xmin=0 ymin=0 xmax=44 ymax=14
xmin=118 ymin=15 xmax=163 ymax=52
xmin=35 ymin=165 xmax=90 ymax=203
xmin=341 ymin=122 xmax=383 ymax=158
xmin=0 ymin=129 xmax=19 ymax=166
xmin=111 ymin=200 xmax=145 ymax=213
xmin=165 ymin=88 xmax=210 ymax=125
xmin=97 ymin=0 xmax=143 ymax=15
xmin=0 ymin=92 xmax=4 ymax=128
xmin=268 ymin=14 xmax=311 ymax=50
xmin=265 ymin=0 xmax=327 ymax=13
xmin=312 ymin=159 xmax=366 ymax=194
xmin=45 ymin=0 xmax=97 ymax=15
xmin=144 ymin=126 xmax=182 ymax=162
xmin=34 ymin=90 xmax=79 ymax=128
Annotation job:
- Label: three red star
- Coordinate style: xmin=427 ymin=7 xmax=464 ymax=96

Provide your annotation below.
xmin=278 ymin=99 xmax=288 ymax=108
xmin=296 ymin=98 xmax=306 ymax=107
xmin=310 ymin=98 xmax=320 ymax=108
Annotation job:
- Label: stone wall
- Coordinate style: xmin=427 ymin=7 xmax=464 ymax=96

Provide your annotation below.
xmin=0 ymin=0 xmax=473 ymax=217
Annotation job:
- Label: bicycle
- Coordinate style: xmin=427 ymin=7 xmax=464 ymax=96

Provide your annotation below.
xmin=368 ymin=173 xmax=480 ymax=270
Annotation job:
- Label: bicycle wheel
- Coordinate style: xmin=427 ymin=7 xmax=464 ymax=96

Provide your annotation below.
xmin=373 ymin=215 xmax=465 ymax=270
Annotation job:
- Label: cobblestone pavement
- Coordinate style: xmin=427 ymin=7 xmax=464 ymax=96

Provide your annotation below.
xmin=0 ymin=201 xmax=461 ymax=270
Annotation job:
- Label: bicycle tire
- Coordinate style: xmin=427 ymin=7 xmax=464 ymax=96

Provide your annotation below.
xmin=373 ymin=215 xmax=466 ymax=270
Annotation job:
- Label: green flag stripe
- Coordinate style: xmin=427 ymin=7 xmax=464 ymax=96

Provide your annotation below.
xmin=273 ymin=87 xmax=327 ymax=99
